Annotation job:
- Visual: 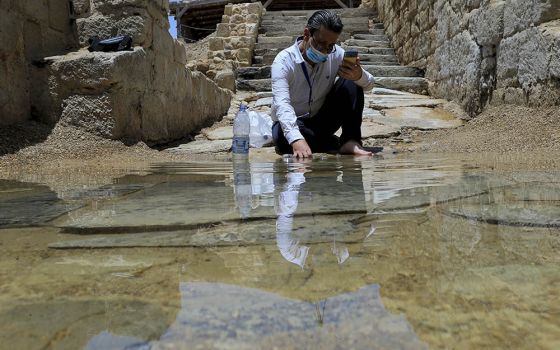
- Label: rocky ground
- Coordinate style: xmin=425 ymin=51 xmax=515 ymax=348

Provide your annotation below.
xmin=1 ymin=94 xmax=559 ymax=190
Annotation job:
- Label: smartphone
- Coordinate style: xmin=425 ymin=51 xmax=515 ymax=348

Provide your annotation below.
xmin=343 ymin=49 xmax=358 ymax=64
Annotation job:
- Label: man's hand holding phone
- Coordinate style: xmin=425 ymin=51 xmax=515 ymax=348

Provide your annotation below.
xmin=339 ymin=49 xmax=362 ymax=81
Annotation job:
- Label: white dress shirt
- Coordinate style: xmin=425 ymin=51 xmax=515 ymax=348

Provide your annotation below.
xmin=271 ymin=37 xmax=376 ymax=145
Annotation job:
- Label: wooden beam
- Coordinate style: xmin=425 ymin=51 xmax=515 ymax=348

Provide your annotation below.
xmin=333 ymin=0 xmax=349 ymax=8
xmin=177 ymin=5 xmax=189 ymax=18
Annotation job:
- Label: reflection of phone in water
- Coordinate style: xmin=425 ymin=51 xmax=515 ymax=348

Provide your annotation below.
xmin=343 ymin=49 xmax=358 ymax=64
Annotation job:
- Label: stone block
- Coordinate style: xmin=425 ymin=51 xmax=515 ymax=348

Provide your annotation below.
xmin=216 ymin=23 xmax=230 ymax=37
xmin=152 ymin=21 xmax=174 ymax=56
xmin=60 ymin=94 xmax=116 ymax=137
xmin=247 ymin=14 xmax=260 ymax=24
xmin=230 ymin=14 xmax=244 ymax=24
xmin=173 ymin=40 xmax=187 ymax=64
xmin=223 ymin=50 xmax=234 ymax=60
xmin=23 ymin=0 xmax=49 ymax=24
xmin=497 ymin=26 xmax=551 ymax=90
xmin=504 ymin=0 xmax=560 ymax=37
xmin=42 ymin=26 xmax=74 ymax=56
xmin=48 ymin=0 xmax=71 ymax=32
xmin=469 ymin=0 xmax=506 ymax=46
xmin=214 ymin=69 xmax=236 ymax=91
xmin=247 ymin=2 xmax=263 ymax=15
xmin=436 ymin=1 xmax=462 ymax=46
xmin=224 ymin=36 xmax=255 ymax=50
xmin=44 ymin=46 xmax=231 ymax=143
xmin=76 ymin=13 xmax=152 ymax=47
xmin=208 ymin=50 xmax=225 ymax=60
xmin=72 ymin=0 xmax=91 ymax=17
xmin=46 ymin=48 xmax=148 ymax=104
xmin=224 ymin=4 xmax=233 ymax=16
xmin=23 ymin=20 xmax=44 ymax=60
xmin=545 ymin=21 xmax=560 ymax=78
xmin=235 ymin=48 xmax=252 ymax=63
xmin=0 ymin=8 xmax=29 ymax=125
xmin=245 ymin=23 xmax=259 ymax=37
xmin=208 ymin=37 xmax=224 ymax=51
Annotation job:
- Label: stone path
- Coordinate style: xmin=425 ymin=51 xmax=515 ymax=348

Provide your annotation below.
xmin=166 ymin=8 xmax=465 ymax=155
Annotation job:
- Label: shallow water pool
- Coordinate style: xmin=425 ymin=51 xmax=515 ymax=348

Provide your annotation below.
xmin=0 ymin=155 xmax=558 ymax=349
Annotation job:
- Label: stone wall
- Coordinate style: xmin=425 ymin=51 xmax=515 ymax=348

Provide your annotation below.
xmin=187 ymin=2 xmax=264 ymax=91
xmin=366 ymin=0 xmax=560 ymax=116
xmin=42 ymin=0 xmax=232 ymax=144
xmin=0 ymin=0 xmax=77 ymax=126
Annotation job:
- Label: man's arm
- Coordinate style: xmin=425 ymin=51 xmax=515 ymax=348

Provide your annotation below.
xmin=271 ymin=58 xmax=312 ymax=157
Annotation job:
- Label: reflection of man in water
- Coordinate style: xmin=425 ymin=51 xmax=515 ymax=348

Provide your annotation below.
xmin=274 ymin=158 xmax=365 ymax=269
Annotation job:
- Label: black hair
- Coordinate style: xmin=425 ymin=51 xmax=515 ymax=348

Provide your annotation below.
xmin=306 ymin=10 xmax=344 ymax=35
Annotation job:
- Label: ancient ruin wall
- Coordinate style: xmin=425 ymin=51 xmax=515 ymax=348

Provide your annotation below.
xmin=187 ymin=2 xmax=264 ymax=91
xmin=2 ymin=0 xmax=232 ymax=145
xmin=0 ymin=1 xmax=77 ymax=126
xmin=45 ymin=0 xmax=231 ymax=144
xmin=365 ymin=0 xmax=560 ymax=116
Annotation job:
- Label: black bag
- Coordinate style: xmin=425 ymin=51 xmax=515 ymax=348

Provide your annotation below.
xmin=88 ymin=35 xmax=133 ymax=52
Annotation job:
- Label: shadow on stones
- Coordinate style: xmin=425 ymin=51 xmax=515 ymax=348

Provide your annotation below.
xmin=0 ymin=121 xmax=53 ymax=156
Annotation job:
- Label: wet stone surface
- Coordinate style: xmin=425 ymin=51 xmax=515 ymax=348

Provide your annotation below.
xmin=1 ymin=155 xmax=559 ymax=349
xmin=379 ymin=107 xmax=463 ymax=130
xmin=0 ymin=180 xmax=82 ymax=227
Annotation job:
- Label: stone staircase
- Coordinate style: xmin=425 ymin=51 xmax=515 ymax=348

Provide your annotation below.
xmin=236 ymin=8 xmax=428 ymax=94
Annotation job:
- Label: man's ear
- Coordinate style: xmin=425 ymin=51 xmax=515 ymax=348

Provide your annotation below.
xmin=303 ymin=27 xmax=311 ymax=41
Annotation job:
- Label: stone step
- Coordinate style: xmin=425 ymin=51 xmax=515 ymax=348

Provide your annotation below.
xmin=236 ymin=64 xmax=421 ymax=80
xmin=368 ymin=29 xmax=386 ymax=36
xmin=256 ymin=40 xmax=292 ymax=50
xmin=344 ymin=39 xmax=390 ymax=48
xmin=359 ymin=54 xmax=399 ymax=64
xmin=262 ymin=8 xmax=377 ymax=19
xmin=253 ymin=50 xmax=399 ymax=66
xmin=237 ymin=66 xmax=271 ymax=80
xmin=261 ymin=15 xmax=308 ymax=21
xmin=359 ymin=60 xmax=398 ymax=66
xmin=257 ymin=36 xmax=294 ymax=44
xmin=374 ymin=77 xmax=429 ymax=94
xmin=362 ymin=65 xmax=423 ymax=77
xmin=236 ymin=78 xmax=271 ymax=92
xmin=342 ymin=45 xmax=395 ymax=55
xmin=253 ymin=56 xmax=264 ymax=65
xmin=237 ymin=77 xmax=428 ymax=94
xmin=260 ymin=25 xmax=370 ymax=37
xmin=261 ymin=25 xmax=369 ymax=35
xmin=254 ymin=56 xmax=399 ymax=67
xmin=258 ymin=32 xmax=352 ymax=43
xmin=254 ymin=48 xmax=281 ymax=57
xmin=370 ymin=23 xmax=384 ymax=30
xmin=353 ymin=34 xmax=389 ymax=41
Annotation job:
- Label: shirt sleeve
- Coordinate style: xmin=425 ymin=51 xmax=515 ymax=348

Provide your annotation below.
xmin=355 ymin=68 xmax=375 ymax=92
xmin=271 ymin=57 xmax=304 ymax=145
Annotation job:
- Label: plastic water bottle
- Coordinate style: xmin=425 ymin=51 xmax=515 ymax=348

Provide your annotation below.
xmin=232 ymin=104 xmax=251 ymax=218
xmin=232 ymin=158 xmax=252 ymax=219
xmin=232 ymin=104 xmax=250 ymax=158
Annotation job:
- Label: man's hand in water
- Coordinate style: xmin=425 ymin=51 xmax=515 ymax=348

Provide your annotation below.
xmin=291 ymin=139 xmax=312 ymax=158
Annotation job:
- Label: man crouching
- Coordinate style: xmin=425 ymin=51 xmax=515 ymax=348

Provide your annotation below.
xmin=271 ymin=10 xmax=376 ymax=157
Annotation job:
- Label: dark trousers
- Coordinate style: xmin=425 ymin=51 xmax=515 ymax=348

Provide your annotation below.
xmin=273 ymin=78 xmax=365 ymax=154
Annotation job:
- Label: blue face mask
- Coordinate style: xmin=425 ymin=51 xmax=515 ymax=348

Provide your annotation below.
xmin=306 ymin=45 xmax=328 ymax=64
